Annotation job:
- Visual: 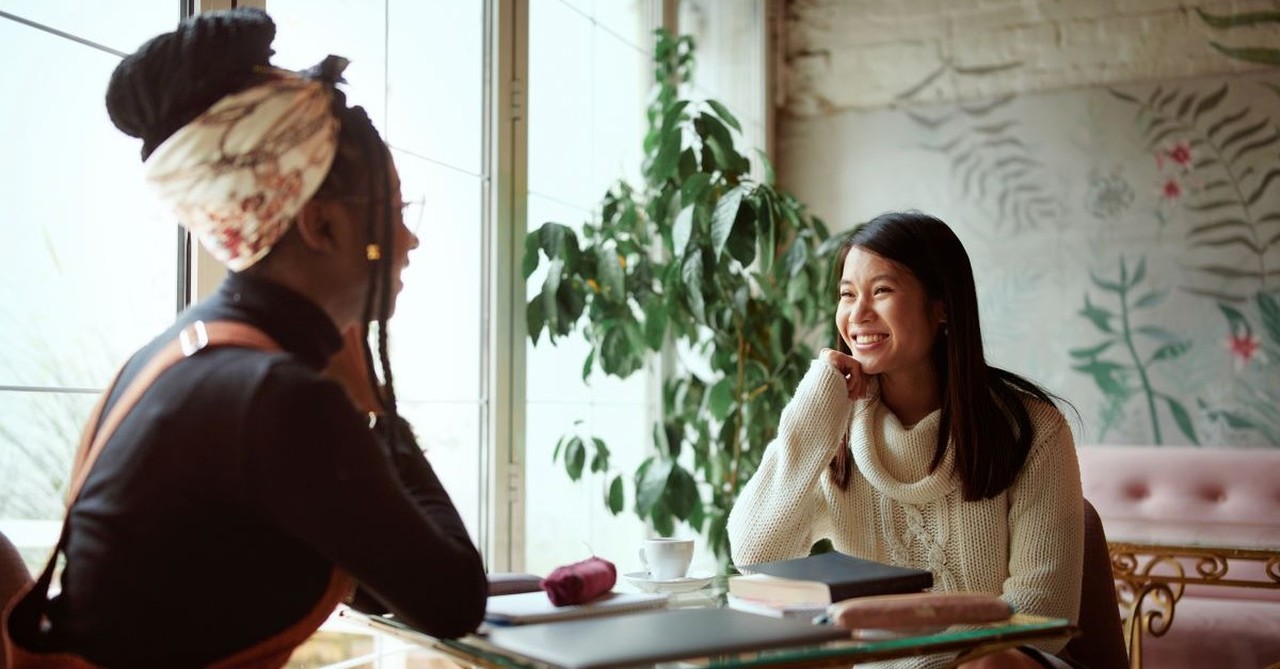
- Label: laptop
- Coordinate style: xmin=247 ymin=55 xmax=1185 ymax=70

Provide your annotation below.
xmin=487 ymin=608 xmax=849 ymax=669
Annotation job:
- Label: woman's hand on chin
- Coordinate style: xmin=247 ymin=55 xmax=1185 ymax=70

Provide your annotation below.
xmin=819 ymin=348 xmax=869 ymax=401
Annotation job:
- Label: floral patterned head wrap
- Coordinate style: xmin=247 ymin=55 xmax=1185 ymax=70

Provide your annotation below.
xmin=141 ymin=68 xmax=342 ymax=271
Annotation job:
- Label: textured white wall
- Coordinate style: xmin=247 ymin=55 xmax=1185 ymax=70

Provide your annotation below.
xmin=780 ymin=0 xmax=1280 ymax=115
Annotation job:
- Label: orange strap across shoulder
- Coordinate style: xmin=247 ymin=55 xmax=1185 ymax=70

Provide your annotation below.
xmin=5 ymin=320 xmax=352 ymax=669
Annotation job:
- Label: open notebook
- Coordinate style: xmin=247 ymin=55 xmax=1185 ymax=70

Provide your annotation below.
xmin=484 ymin=590 xmax=668 ymax=626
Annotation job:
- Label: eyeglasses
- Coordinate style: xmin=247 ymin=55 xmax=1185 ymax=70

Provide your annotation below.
xmin=313 ymin=194 xmax=426 ymax=236
xmin=401 ymin=196 xmax=427 ymax=236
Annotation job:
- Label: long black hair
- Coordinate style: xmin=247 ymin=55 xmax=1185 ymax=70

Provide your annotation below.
xmin=827 ymin=212 xmax=1063 ymax=500
xmin=105 ymin=7 xmax=402 ymax=442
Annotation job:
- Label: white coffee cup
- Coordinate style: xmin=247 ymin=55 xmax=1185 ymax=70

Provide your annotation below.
xmin=639 ymin=538 xmax=694 ymax=580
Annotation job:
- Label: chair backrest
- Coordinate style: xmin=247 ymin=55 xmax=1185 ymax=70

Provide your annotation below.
xmin=1063 ymin=498 xmax=1128 ymax=669
xmin=1 ymin=529 xmax=35 ymax=668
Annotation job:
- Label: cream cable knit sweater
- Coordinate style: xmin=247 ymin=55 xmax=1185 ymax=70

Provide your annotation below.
xmin=728 ymin=361 xmax=1083 ymax=661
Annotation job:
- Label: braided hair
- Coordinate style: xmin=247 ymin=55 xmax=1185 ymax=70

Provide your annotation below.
xmin=105 ymin=7 xmax=403 ymax=446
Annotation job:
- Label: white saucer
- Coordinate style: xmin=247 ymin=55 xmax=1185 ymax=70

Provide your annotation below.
xmin=622 ymin=571 xmax=715 ymax=594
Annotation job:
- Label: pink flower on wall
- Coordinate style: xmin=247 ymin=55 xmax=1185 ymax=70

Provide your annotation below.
xmin=1225 ymin=330 xmax=1264 ymax=371
xmin=1161 ymin=176 xmax=1183 ymax=200
xmin=1166 ymin=141 xmax=1193 ymax=168
xmin=1156 ymin=141 xmax=1193 ymax=170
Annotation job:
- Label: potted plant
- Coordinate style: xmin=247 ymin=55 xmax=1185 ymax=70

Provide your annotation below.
xmin=523 ymin=29 xmax=839 ymax=562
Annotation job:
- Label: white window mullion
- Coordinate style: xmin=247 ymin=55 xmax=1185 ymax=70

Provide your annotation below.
xmin=485 ymin=0 xmax=528 ymax=573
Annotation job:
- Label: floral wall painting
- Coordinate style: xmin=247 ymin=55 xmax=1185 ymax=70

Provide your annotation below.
xmin=780 ymin=67 xmax=1279 ymax=448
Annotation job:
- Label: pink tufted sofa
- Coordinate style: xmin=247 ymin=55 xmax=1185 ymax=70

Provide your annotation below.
xmin=1078 ymin=445 xmax=1280 ymax=669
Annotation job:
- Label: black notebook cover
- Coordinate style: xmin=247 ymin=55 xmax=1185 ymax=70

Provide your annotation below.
xmin=487 ymin=608 xmax=848 ymax=669
xmin=739 ymin=551 xmax=933 ymax=601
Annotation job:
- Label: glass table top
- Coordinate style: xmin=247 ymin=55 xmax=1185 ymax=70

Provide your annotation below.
xmin=340 ymin=579 xmax=1075 ymax=669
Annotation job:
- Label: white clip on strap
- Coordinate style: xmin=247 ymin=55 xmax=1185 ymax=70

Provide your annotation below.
xmin=179 ymin=320 xmax=210 ymax=357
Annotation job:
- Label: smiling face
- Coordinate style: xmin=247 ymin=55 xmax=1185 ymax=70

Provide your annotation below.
xmin=836 ymin=247 xmax=944 ymax=382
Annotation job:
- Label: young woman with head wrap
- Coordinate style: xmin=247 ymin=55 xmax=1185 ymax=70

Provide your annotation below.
xmin=2 ymin=8 xmax=486 ymax=667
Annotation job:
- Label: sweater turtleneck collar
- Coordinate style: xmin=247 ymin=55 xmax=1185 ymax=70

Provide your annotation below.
xmin=849 ymin=399 xmax=959 ymax=505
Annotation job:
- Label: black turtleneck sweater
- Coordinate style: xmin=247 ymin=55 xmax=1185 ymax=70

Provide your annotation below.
xmin=48 ymin=272 xmax=487 ymax=666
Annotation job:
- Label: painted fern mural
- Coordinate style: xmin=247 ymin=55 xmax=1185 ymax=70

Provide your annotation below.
xmin=906 ymin=95 xmax=1065 ymax=234
xmin=1108 ymin=82 xmax=1280 ymax=301
xmin=1072 ymin=256 xmax=1198 ymax=444
xmin=895 ymin=60 xmax=1064 ymax=235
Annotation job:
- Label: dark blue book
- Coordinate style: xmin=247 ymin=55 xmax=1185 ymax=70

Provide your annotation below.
xmin=732 ymin=551 xmax=933 ymax=604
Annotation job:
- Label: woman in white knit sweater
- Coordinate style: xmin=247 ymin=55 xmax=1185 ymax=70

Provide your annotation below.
xmin=727 ymin=212 xmax=1084 ymax=669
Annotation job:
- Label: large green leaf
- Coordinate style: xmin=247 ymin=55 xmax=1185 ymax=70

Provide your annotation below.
xmin=705 ymin=510 xmax=730 ymax=563
xmin=707 ymin=376 xmax=735 ymax=420
xmin=643 ymin=296 xmax=669 ymax=350
xmin=699 ymin=113 xmax=741 ymax=173
xmin=680 ymin=172 xmax=713 ymax=208
xmin=756 ymin=195 xmax=777 ymax=274
xmin=1218 ymin=302 xmax=1252 ymax=335
xmin=522 ymin=231 xmax=541 ymax=280
xmin=1256 ymin=291 xmax=1280 ymax=347
xmin=540 ymin=259 xmax=564 ymax=332
xmin=660 ymin=99 xmax=691 ymax=134
xmin=785 ymin=270 xmax=811 ymax=305
xmin=650 ymin=131 xmax=683 ymax=181
xmin=564 ymin=436 xmax=586 ymax=481
xmin=1133 ymin=289 xmax=1168 ymax=309
xmin=711 ymin=185 xmax=749 ymax=260
xmin=682 ymin=251 xmax=706 ymax=322
xmin=538 ymin=222 xmax=580 ymax=267
xmin=782 ymin=233 xmax=811 ymax=278
xmin=1160 ymin=394 xmax=1199 ymax=445
xmin=706 ymin=98 xmax=742 ymax=132
xmin=1149 ymin=340 xmax=1191 ymax=363
xmin=1128 ymin=256 xmax=1147 ymax=289
xmin=600 ymin=324 xmax=644 ymax=377
xmin=726 ymin=203 xmax=758 ymax=267
xmin=526 ymin=296 xmax=546 ymax=346
xmin=590 ymin=437 xmax=611 ymax=473
xmin=606 ymin=475 xmax=625 ymax=515
xmin=673 ymin=205 xmax=695 ymax=257
xmin=1198 ymin=398 xmax=1263 ymax=431
xmin=596 ymin=246 xmax=626 ymax=300
xmin=1089 ymin=271 xmax=1123 ymax=294
xmin=667 ymin=465 xmax=700 ymax=520
xmin=581 ymin=347 xmax=595 ymax=381
xmin=635 ymin=457 xmax=673 ymax=515
xmin=1069 ymin=340 xmax=1116 ymax=359
xmin=1072 ymin=360 xmax=1130 ymax=400
xmin=1079 ymin=295 xmax=1115 ymax=334
xmin=651 ymin=500 xmax=675 ymax=537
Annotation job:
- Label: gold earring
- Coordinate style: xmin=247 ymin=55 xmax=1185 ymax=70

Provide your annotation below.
xmin=366 ymin=244 xmax=382 ymax=261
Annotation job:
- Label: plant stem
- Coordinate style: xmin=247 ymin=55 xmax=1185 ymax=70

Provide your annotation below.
xmin=1118 ymin=266 xmax=1163 ymax=443
xmin=729 ymin=330 xmax=746 ymax=495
